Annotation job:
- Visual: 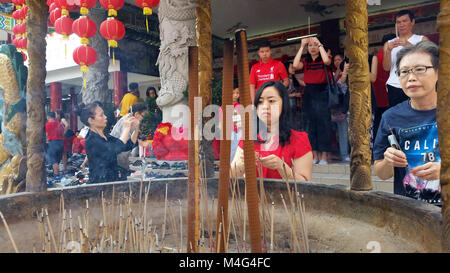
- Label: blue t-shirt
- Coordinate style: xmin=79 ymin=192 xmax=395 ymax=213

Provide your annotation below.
xmin=373 ymin=100 xmax=441 ymax=205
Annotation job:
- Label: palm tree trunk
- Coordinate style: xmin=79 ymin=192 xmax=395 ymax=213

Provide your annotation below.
xmin=25 ymin=0 xmax=48 ymax=192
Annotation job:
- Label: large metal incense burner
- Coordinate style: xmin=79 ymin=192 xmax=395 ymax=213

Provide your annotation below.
xmin=0 ymin=179 xmax=442 ymax=253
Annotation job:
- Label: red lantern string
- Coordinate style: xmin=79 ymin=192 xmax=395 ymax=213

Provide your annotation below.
xmin=73 ymin=16 xmax=97 ymax=45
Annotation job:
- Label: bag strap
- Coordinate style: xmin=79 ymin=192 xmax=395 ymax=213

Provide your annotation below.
xmin=323 ymin=63 xmax=334 ymax=85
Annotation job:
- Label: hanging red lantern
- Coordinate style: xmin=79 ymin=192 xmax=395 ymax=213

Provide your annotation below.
xmin=54 ymin=0 xmax=71 ymax=16
xmin=99 ymin=0 xmax=124 ymax=17
xmin=55 ymin=15 xmax=74 ymax=38
xmin=73 ymin=16 xmax=97 ymax=45
xmin=47 ymin=0 xmax=54 ymax=7
xmin=79 ymin=0 xmax=97 ymax=16
xmin=134 ymin=0 xmax=159 ymax=16
xmin=99 ymin=17 xmax=125 ymax=48
xmin=12 ymin=23 xmax=22 ymax=36
xmin=134 ymin=0 xmax=159 ymax=32
xmin=73 ymin=45 xmax=97 ymax=88
xmin=12 ymin=0 xmax=25 ymax=9
xmin=12 ymin=37 xmax=21 ymax=48
xmin=19 ymin=37 xmax=27 ymax=50
xmin=49 ymin=2 xmax=58 ymax=12
xmin=12 ymin=9 xmax=21 ymax=22
xmin=50 ymin=8 xmax=62 ymax=25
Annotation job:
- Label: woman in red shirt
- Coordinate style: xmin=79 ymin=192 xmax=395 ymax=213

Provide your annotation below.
xmin=231 ymin=81 xmax=313 ymax=180
xmin=293 ymin=37 xmax=332 ymax=165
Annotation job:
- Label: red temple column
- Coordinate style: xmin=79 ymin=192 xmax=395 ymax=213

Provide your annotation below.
xmin=70 ymin=87 xmax=78 ymax=132
xmin=113 ymin=71 xmax=127 ymax=107
xmin=49 ymin=82 xmax=62 ymax=112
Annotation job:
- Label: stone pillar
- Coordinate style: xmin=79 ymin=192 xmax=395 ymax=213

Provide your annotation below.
xmin=49 ymin=82 xmax=62 ymax=111
xmin=70 ymin=87 xmax=77 ymax=132
xmin=437 ymin=0 xmax=450 ymax=252
xmin=345 ymin=0 xmax=373 ymax=191
xmin=113 ymin=71 xmax=126 ymax=107
xmin=25 ymin=0 xmax=48 ymax=192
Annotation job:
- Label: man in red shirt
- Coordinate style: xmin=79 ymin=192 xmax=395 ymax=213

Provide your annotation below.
xmin=250 ymin=40 xmax=289 ymax=103
xmin=45 ymin=112 xmax=64 ymax=179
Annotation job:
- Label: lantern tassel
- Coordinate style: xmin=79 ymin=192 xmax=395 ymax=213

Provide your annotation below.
xmin=84 ymin=73 xmax=87 ymax=89
xmin=113 ymin=49 xmax=115 ymax=65
xmin=146 ymin=17 xmax=149 ymax=33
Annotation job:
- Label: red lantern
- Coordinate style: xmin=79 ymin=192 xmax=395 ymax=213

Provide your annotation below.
xmin=55 ymin=16 xmax=74 ymax=38
xmin=50 ymin=8 xmax=62 ymax=25
xmin=99 ymin=17 xmax=125 ymax=48
xmin=12 ymin=9 xmax=21 ymax=22
xmin=49 ymin=2 xmax=58 ymax=12
xmin=19 ymin=37 xmax=27 ymax=50
xmin=73 ymin=45 xmax=97 ymax=87
xmin=99 ymin=0 xmax=124 ymax=17
xmin=73 ymin=16 xmax=97 ymax=44
xmin=12 ymin=37 xmax=21 ymax=48
xmin=13 ymin=0 xmax=25 ymax=9
xmin=12 ymin=23 xmax=21 ymax=36
xmin=79 ymin=0 xmax=97 ymax=15
xmin=47 ymin=0 xmax=54 ymax=6
xmin=54 ymin=0 xmax=71 ymax=16
xmin=134 ymin=0 xmax=159 ymax=16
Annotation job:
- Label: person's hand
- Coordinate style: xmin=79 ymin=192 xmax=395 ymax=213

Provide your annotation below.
xmin=387 ymin=39 xmax=401 ymax=51
xmin=259 ymin=154 xmax=283 ymax=170
xmin=411 ymin=162 xmax=441 ymax=181
xmin=300 ymin=38 xmax=309 ymax=47
xmin=343 ymin=62 xmax=350 ymax=73
xmin=310 ymin=37 xmax=321 ymax=46
xmin=383 ymin=147 xmax=408 ymax=167
xmin=123 ymin=114 xmax=136 ymax=129
xmin=131 ymin=118 xmax=141 ymax=130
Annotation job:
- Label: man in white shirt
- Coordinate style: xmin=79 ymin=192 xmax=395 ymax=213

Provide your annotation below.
xmin=383 ymin=9 xmax=428 ymax=107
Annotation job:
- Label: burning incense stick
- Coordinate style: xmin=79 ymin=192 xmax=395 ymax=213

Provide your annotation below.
xmin=270 ymin=202 xmax=275 ymax=253
xmin=45 ymin=208 xmax=58 ymax=253
xmin=0 ymin=211 xmax=19 ymax=253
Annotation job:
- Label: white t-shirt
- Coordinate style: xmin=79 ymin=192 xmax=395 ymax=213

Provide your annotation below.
xmin=386 ymin=34 xmax=424 ymax=89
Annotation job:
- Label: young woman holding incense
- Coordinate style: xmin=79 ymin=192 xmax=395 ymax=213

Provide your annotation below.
xmin=231 ymin=81 xmax=313 ymax=181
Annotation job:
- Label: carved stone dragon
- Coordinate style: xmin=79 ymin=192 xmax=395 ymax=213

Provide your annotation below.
xmin=0 ymin=45 xmax=27 ymax=195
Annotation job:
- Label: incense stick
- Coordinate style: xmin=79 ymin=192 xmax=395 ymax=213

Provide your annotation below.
xmin=45 ymin=208 xmax=58 ymax=253
xmin=0 ymin=211 xmax=19 ymax=253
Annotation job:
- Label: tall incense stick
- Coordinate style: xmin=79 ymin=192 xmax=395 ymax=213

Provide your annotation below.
xmin=0 ymin=211 xmax=19 ymax=253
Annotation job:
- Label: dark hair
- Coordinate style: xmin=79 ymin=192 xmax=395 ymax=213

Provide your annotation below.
xmin=382 ymin=33 xmax=396 ymax=44
xmin=395 ymin=40 xmax=439 ymax=75
xmin=47 ymin=111 xmax=56 ymax=119
xmin=257 ymin=40 xmax=271 ymax=50
xmin=77 ymin=102 xmax=102 ymax=126
xmin=146 ymin=86 xmax=157 ymax=98
xmin=395 ymin=10 xmax=415 ymax=21
xmin=254 ymin=81 xmax=292 ymax=147
xmin=129 ymin=82 xmax=139 ymax=91
xmin=129 ymin=102 xmax=147 ymax=114
xmin=55 ymin=109 xmax=65 ymax=120
xmin=283 ymin=61 xmax=300 ymax=89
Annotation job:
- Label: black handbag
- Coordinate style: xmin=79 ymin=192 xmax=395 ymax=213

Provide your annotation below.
xmin=323 ymin=64 xmax=341 ymax=109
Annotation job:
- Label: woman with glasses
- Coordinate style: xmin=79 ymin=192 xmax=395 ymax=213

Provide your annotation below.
xmin=373 ymin=41 xmax=441 ymax=205
xmin=110 ymin=102 xmax=148 ymax=180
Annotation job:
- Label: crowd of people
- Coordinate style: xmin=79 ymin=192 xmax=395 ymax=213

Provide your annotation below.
xmin=44 ymin=9 xmax=441 ymax=204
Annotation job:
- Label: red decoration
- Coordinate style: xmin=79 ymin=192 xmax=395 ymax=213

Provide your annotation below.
xmin=12 ymin=9 xmax=21 ymax=21
xmin=99 ymin=17 xmax=125 ymax=48
xmin=73 ymin=16 xmax=97 ymax=44
xmin=134 ymin=0 xmax=159 ymax=15
xmin=152 ymin=122 xmax=188 ymax=161
xmin=47 ymin=0 xmax=54 ymax=6
xmin=50 ymin=8 xmax=62 ymax=25
xmin=79 ymin=0 xmax=97 ymax=15
xmin=54 ymin=16 xmax=74 ymax=38
xmin=12 ymin=37 xmax=21 ymax=48
xmin=73 ymin=45 xmax=98 ymax=71
xmin=19 ymin=37 xmax=27 ymax=50
xmin=99 ymin=0 xmax=124 ymax=17
xmin=54 ymin=0 xmax=72 ymax=16
xmin=12 ymin=0 xmax=25 ymax=9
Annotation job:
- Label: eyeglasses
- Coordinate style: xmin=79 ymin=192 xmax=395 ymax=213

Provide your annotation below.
xmin=397 ymin=66 xmax=434 ymax=78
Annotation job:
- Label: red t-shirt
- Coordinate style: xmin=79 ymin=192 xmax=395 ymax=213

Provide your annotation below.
xmin=238 ymin=130 xmax=312 ymax=179
xmin=73 ymin=137 xmax=83 ymax=153
xmin=249 ymin=59 xmax=289 ymax=90
xmin=45 ymin=121 xmax=64 ymax=141
xmin=372 ymin=49 xmax=390 ymax=108
xmin=301 ymin=59 xmax=331 ymax=84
